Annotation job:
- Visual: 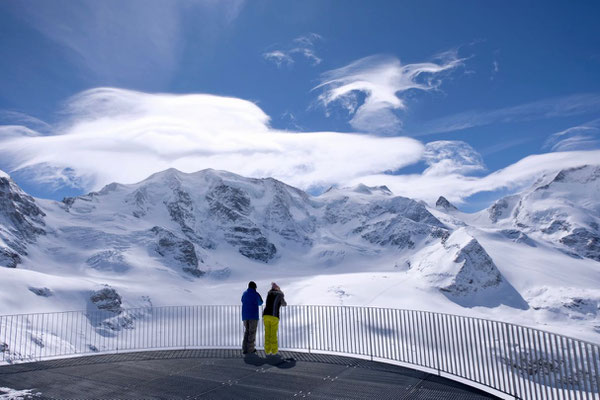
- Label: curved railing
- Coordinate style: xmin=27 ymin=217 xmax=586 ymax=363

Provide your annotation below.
xmin=1 ymin=306 xmax=598 ymax=399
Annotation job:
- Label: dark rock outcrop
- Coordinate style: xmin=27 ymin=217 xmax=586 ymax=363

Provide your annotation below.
xmin=0 ymin=247 xmax=21 ymax=268
xmin=86 ymin=250 xmax=130 ymax=273
xmin=224 ymin=226 xmax=277 ymax=262
xmin=0 ymin=173 xmax=46 ymax=267
xmin=436 ymin=196 xmax=457 ymax=211
xmin=29 ymin=287 xmax=53 ymax=297
xmin=440 ymin=237 xmax=503 ymax=295
xmin=560 ymin=228 xmax=600 ymax=262
xmin=151 ymin=226 xmax=205 ymax=276
xmin=90 ymin=286 xmax=122 ymax=314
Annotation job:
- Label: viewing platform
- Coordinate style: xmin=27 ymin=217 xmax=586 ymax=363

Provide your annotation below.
xmin=1 ymin=305 xmax=598 ymax=399
xmin=0 ymin=349 xmax=497 ymax=399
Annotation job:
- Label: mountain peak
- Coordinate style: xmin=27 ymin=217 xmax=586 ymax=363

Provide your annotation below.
xmin=322 ymin=183 xmax=392 ymax=197
xmin=435 ymin=196 xmax=457 ymax=211
xmin=143 ymin=167 xmax=188 ymax=182
xmin=0 ymin=169 xmax=9 ymax=180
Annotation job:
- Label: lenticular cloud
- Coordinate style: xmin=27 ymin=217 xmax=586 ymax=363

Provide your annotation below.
xmin=315 ymin=54 xmax=463 ymax=134
xmin=0 ymin=88 xmax=424 ymax=192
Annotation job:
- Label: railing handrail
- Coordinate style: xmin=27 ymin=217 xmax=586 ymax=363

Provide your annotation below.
xmin=1 ymin=304 xmax=599 ymax=400
xmin=1 ymin=305 xmax=597 ymax=348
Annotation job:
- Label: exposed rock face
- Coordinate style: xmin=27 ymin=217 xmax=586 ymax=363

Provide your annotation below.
xmin=205 ymin=181 xmax=278 ymax=261
xmin=86 ymin=250 xmax=129 ymax=273
xmin=436 ymin=196 xmax=457 ymax=211
xmin=207 ymin=183 xmax=252 ymax=220
xmin=29 ymin=287 xmax=53 ymax=297
xmin=441 ymin=236 xmax=503 ymax=295
xmin=487 ymin=195 xmax=519 ymax=223
xmin=90 ymin=286 xmax=122 ymax=314
xmin=151 ymin=226 xmax=205 ymax=276
xmin=224 ymin=226 xmax=277 ymax=262
xmin=0 ymin=247 xmax=21 ymax=268
xmin=127 ymin=187 xmax=149 ymax=218
xmin=166 ymin=184 xmax=213 ymax=249
xmin=262 ymin=180 xmax=315 ymax=247
xmin=0 ymin=172 xmax=46 ymax=267
xmin=560 ymin=228 xmax=600 ymax=261
xmin=354 ymin=217 xmax=448 ymax=249
xmin=542 ymin=220 xmax=571 ymax=234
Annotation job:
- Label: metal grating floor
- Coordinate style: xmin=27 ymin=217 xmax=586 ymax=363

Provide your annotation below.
xmin=0 ymin=350 xmax=499 ymax=399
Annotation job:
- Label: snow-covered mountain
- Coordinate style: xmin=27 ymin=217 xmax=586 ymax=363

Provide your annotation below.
xmin=1 ymin=166 xmax=599 ymax=342
xmin=0 ymin=170 xmax=46 ymax=268
xmin=478 ymin=165 xmax=600 ymax=261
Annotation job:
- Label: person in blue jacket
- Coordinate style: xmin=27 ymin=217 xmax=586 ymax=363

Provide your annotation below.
xmin=241 ymin=281 xmax=263 ymax=354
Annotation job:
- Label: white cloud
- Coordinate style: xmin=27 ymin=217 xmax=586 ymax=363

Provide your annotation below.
xmin=415 ymin=94 xmax=600 ymax=136
xmin=263 ymin=51 xmax=294 ymax=67
xmin=292 ymin=33 xmax=322 ymax=48
xmin=3 ymin=88 xmax=598 ymax=210
xmin=263 ymin=33 xmax=322 ymax=67
xmin=290 ymin=48 xmax=322 ymax=66
xmin=423 ymin=141 xmax=485 ymax=176
xmin=0 ymin=88 xmax=424 ymax=192
xmin=349 ymin=150 xmax=600 ymax=205
xmin=315 ymin=54 xmax=463 ymax=134
xmin=491 ymin=60 xmax=499 ymax=81
xmin=543 ymin=119 xmax=600 ymax=152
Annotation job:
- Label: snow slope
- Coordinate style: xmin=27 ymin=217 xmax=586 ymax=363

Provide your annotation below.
xmin=0 ymin=166 xmax=599 ymax=342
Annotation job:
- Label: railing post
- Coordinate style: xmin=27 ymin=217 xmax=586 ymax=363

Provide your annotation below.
xmin=368 ymin=308 xmax=373 ymax=361
xmin=432 ymin=313 xmax=441 ymax=376
xmin=307 ymin=306 xmax=312 ymax=354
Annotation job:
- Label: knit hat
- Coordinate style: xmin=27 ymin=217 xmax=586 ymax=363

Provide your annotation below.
xmin=271 ymin=282 xmax=280 ymax=291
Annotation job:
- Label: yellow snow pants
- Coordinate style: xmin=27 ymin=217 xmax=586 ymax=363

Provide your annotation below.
xmin=263 ymin=315 xmax=279 ymax=354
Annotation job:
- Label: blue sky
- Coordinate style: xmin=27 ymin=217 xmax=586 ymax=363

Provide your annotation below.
xmin=1 ymin=1 xmax=599 ymax=211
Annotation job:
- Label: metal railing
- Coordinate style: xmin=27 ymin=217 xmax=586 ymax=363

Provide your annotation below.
xmin=1 ymin=305 xmax=598 ymax=399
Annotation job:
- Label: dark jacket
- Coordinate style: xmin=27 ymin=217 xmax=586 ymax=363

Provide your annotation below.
xmin=241 ymin=288 xmax=263 ymax=320
xmin=262 ymin=289 xmax=287 ymax=319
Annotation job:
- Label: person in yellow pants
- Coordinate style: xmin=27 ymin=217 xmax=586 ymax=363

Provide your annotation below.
xmin=263 ymin=315 xmax=279 ymax=354
xmin=262 ymin=282 xmax=287 ymax=355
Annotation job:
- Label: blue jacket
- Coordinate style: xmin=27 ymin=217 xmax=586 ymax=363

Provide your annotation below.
xmin=241 ymin=288 xmax=263 ymax=320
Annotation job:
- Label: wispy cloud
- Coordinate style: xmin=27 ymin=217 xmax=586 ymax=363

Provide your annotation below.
xmin=0 ymin=111 xmax=51 ymax=132
xmin=351 ymin=150 xmax=600 ymax=205
xmin=9 ymin=0 xmax=245 ymax=87
xmin=543 ymin=118 xmax=600 ymax=152
xmin=479 ymin=137 xmax=533 ymax=156
xmin=314 ymin=53 xmax=463 ymax=134
xmin=0 ymin=88 xmax=423 ymax=192
xmin=263 ymin=51 xmax=294 ymax=67
xmin=415 ymin=93 xmax=600 ymax=136
xmin=263 ymin=33 xmax=322 ymax=68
